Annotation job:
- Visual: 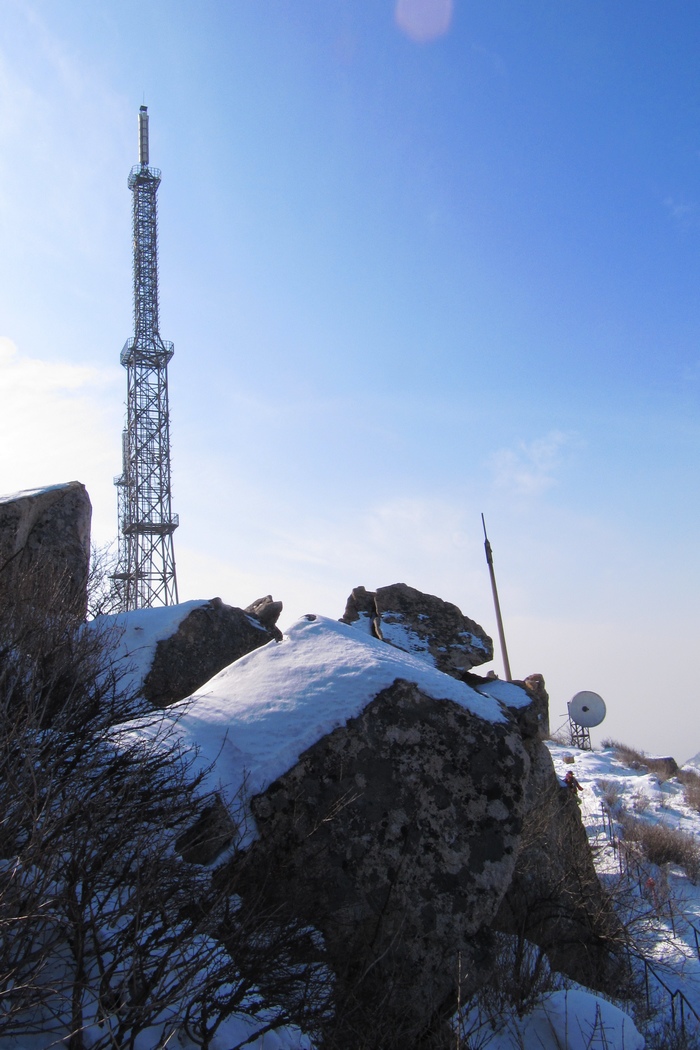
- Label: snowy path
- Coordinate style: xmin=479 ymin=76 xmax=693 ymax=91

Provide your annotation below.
xmin=548 ymin=742 xmax=700 ymax=1031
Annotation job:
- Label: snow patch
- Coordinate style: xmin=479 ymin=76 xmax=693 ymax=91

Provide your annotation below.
xmin=347 ymin=611 xmax=375 ymax=637
xmin=473 ymin=678 xmax=532 ymax=709
xmin=459 ymin=629 xmax=490 ymax=653
xmin=477 ymin=988 xmax=644 ymax=1049
xmin=378 ymin=614 xmax=436 ymax=666
xmin=0 ymin=481 xmax=81 ymax=504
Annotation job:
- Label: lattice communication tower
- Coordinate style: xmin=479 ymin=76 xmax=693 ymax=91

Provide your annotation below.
xmin=114 ymin=106 xmax=179 ymax=610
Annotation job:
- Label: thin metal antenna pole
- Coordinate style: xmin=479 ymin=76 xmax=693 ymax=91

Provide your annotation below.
xmin=481 ymin=514 xmax=512 ymax=681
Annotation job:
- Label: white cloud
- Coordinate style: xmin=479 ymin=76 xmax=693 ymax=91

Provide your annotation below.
xmin=663 ymin=196 xmax=695 ymax=223
xmin=0 ymin=337 xmax=122 ymax=537
xmin=489 ymin=430 xmax=576 ymax=497
xmin=175 ymin=489 xmax=494 ymax=635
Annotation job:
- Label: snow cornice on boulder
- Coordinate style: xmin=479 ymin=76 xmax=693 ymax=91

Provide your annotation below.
xmin=132 ymin=615 xmax=532 ymax=814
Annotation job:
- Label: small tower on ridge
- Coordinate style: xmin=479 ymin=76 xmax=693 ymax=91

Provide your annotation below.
xmin=114 ymin=106 xmax=179 ymax=610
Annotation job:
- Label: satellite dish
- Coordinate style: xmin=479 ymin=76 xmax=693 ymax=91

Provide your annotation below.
xmin=568 ymin=691 xmax=606 ymax=728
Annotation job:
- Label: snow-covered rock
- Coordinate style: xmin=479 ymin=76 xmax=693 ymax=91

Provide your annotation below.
xmin=222 ymin=673 xmax=529 ymax=1045
xmin=93 ymin=596 xmax=280 ymax=706
xmin=0 ymin=481 xmax=91 ymax=619
xmin=341 ymin=582 xmax=493 ymax=674
xmin=138 ymin=614 xmax=613 ymax=1047
xmin=149 ymin=614 xmax=509 ymax=807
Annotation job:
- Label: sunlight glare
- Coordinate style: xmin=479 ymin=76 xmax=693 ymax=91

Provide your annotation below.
xmin=395 ymin=0 xmax=454 ymax=43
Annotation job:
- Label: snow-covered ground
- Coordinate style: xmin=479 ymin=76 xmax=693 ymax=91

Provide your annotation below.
xmin=686 ymin=751 xmax=700 ymax=775
xmin=451 ymin=741 xmax=700 ymax=1048
xmin=546 ymin=741 xmax=700 ymax=1041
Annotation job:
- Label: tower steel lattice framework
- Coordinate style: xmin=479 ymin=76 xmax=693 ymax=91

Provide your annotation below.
xmin=114 ymin=106 xmax=179 ymax=610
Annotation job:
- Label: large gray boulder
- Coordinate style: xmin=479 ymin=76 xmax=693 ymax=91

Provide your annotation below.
xmin=222 ymin=677 xmax=529 ymax=1047
xmin=143 ymin=597 xmax=282 ymax=707
xmin=0 ymin=482 xmax=91 ymax=619
xmin=341 ymin=582 xmax=493 ymax=674
xmin=244 ymin=594 xmax=283 ymax=639
xmin=203 ymin=614 xmax=618 ymax=1047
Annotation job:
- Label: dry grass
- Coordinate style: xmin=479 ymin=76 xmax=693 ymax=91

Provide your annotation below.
xmin=645 ymin=1021 xmax=700 ymax=1049
xmin=619 ymin=814 xmax=700 ymax=883
xmin=597 ymin=778 xmax=623 ymax=811
xmin=678 ymin=768 xmax=700 ymax=814
xmin=541 ymin=730 xmax=570 ymax=745
xmin=632 ymin=792 xmax=651 ymax=814
xmin=602 ymin=739 xmax=679 ymax=783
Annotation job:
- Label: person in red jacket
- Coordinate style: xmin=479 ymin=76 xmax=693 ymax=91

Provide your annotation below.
xmin=564 ymin=769 xmax=583 ymax=795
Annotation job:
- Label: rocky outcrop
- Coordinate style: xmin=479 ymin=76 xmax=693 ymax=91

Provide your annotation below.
xmin=492 ymin=735 xmax=619 ymax=989
xmin=464 ymin=671 xmax=551 ymax=741
xmin=143 ymin=597 xmax=280 ymax=707
xmin=341 ymin=583 xmax=493 ymax=674
xmin=519 ymin=673 xmax=551 ymax=739
xmin=463 ymin=669 xmax=613 ymax=986
xmin=222 ymin=677 xmax=530 ymax=1047
xmin=0 ymin=482 xmax=91 ymax=620
xmin=245 ymin=594 xmax=283 ymax=640
xmin=205 ymin=618 xmax=619 ymax=1046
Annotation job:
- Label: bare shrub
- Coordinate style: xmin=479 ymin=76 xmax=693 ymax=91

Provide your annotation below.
xmin=619 ymin=815 xmax=700 ymax=883
xmin=597 ymin=778 xmax=623 ymax=812
xmin=457 ymin=932 xmax=556 ymax=1047
xmin=0 ymin=562 xmax=330 ymax=1048
xmin=645 ymin=1021 xmax=700 ymax=1049
xmin=541 ymin=730 xmax=570 ymax=745
xmin=632 ymin=793 xmax=651 ymax=814
xmin=678 ymin=769 xmax=700 ymax=814
xmin=602 ymin=738 xmax=647 ymax=766
xmin=86 ymin=541 xmax=122 ymax=619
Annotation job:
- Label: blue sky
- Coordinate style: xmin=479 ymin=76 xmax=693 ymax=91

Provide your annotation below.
xmin=1 ymin=0 xmax=699 ymax=759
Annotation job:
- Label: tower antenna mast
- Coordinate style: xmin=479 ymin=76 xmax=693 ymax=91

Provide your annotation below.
xmin=114 ymin=106 xmax=179 ymax=610
xmin=481 ymin=514 xmax=512 ymax=681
